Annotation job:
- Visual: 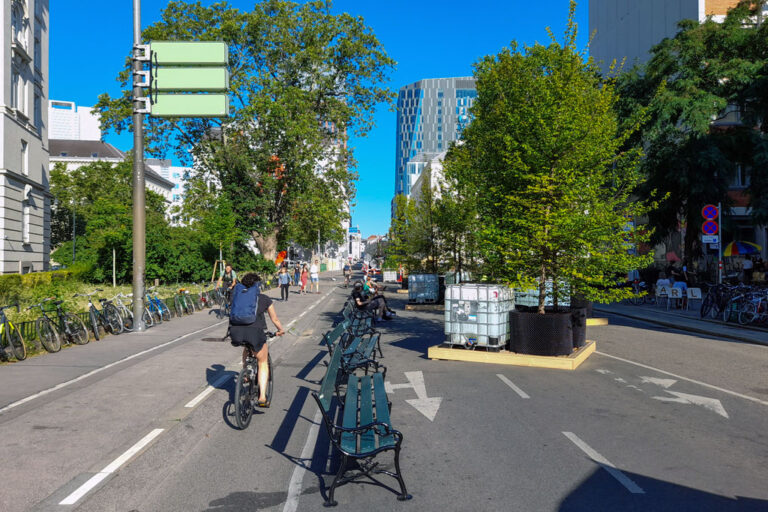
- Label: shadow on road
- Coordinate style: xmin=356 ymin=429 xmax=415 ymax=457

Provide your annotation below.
xmin=560 ymin=466 xmax=767 ymax=511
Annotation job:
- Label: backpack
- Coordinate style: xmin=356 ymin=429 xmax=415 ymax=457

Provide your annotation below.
xmin=230 ymin=283 xmax=260 ymax=325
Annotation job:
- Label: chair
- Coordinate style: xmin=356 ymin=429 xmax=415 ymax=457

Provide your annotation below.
xmin=668 ymin=287 xmax=684 ymax=310
xmin=685 ymin=288 xmax=702 ymax=311
xmin=656 ymin=286 xmax=670 ymax=309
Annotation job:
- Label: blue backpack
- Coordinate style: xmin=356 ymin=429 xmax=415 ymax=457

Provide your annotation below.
xmin=230 ymin=283 xmax=260 ymax=325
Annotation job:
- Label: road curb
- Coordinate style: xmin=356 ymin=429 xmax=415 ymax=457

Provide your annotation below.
xmin=593 ymin=307 xmax=768 ymax=347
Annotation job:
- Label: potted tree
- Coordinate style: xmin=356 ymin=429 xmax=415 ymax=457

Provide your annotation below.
xmin=446 ymin=2 xmax=653 ymax=355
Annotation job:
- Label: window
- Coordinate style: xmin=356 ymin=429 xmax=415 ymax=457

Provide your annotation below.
xmin=12 ymin=4 xmax=24 ymax=46
xmin=33 ymin=91 xmax=41 ymax=129
xmin=22 ymin=185 xmax=32 ymax=245
xmin=21 ymin=140 xmax=28 ymax=175
xmin=34 ymin=34 xmax=40 ymax=69
xmin=11 ymin=69 xmax=20 ymax=110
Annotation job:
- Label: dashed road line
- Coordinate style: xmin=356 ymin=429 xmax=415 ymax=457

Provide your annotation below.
xmin=563 ymin=431 xmax=645 ymax=494
xmin=184 ymin=372 xmax=232 ymax=408
xmin=497 ymin=374 xmax=530 ymax=399
xmin=282 ymin=409 xmax=323 ymax=512
xmin=59 ymin=429 xmax=165 ymax=505
xmin=0 ymin=320 xmax=228 ymax=415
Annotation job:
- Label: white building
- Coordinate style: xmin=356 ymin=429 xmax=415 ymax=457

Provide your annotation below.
xmin=48 ymin=100 xmax=100 ymax=141
xmin=1 ymin=0 xmax=50 ymax=274
xmin=348 ymin=226 xmax=362 ymax=260
xmin=145 ymin=158 xmax=191 ymax=223
xmin=408 ymin=151 xmax=447 ymax=204
xmin=589 ymin=0 xmax=755 ymax=74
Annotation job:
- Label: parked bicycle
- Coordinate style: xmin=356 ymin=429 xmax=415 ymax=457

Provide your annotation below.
xmin=75 ymin=290 xmax=124 ymax=340
xmin=233 ymin=331 xmax=275 ymax=429
xmin=0 ymin=303 xmax=26 ymax=361
xmin=174 ymin=288 xmax=196 ymax=317
xmin=109 ymin=292 xmax=135 ymax=330
xmin=146 ymin=287 xmax=172 ymax=323
xmin=28 ymin=298 xmax=89 ymax=352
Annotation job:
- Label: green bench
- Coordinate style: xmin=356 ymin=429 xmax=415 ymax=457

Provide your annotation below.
xmin=312 ymin=340 xmax=410 ymax=506
xmin=322 ymin=320 xmax=384 ymax=378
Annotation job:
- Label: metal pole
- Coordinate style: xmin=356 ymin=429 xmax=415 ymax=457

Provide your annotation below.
xmin=113 ymin=247 xmax=116 ymax=288
xmin=131 ymin=0 xmax=146 ymax=331
xmin=718 ymin=202 xmax=723 ymax=284
xmin=72 ymin=208 xmax=76 ymax=264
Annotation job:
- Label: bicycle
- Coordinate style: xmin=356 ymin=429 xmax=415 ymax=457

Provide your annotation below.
xmin=0 ymin=303 xmax=26 ymax=361
xmin=174 ymin=288 xmax=196 ymax=317
xmin=146 ymin=287 xmax=172 ymax=324
xmin=28 ymin=298 xmax=89 ymax=351
xmin=109 ymin=293 xmax=135 ymax=330
xmin=75 ymin=290 xmax=124 ymax=340
xmin=127 ymin=293 xmax=154 ymax=328
xmin=233 ymin=331 xmax=276 ymax=430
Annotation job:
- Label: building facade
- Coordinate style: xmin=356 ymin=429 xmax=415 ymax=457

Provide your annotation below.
xmin=394 ymin=77 xmax=476 ymax=198
xmin=145 ymin=158 xmax=190 ymax=223
xmin=590 ymin=0 xmax=746 ymax=74
xmin=48 ymin=100 xmax=100 ymax=141
xmin=408 ymin=151 xmax=447 ymax=204
xmin=0 ymin=0 xmax=50 ymax=274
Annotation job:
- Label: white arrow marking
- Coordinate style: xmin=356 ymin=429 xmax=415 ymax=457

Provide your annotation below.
xmin=640 ymin=376 xmax=677 ymax=389
xmin=385 ymin=371 xmax=442 ymax=422
xmin=653 ymin=391 xmax=729 ymax=418
xmin=595 ymin=369 xmax=613 ymax=375
xmin=614 ymin=377 xmax=627 ymax=384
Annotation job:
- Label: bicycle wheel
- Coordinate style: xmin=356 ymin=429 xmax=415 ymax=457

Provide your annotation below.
xmin=159 ymin=301 xmax=172 ymax=322
xmin=7 ymin=324 xmax=26 ymax=361
xmin=121 ymin=308 xmax=135 ymax=331
xmin=142 ymin=308 xmax=154 ymax=328
xmin=700 ymin=292 xmax=714 ymax=318
xmin=174 ymin=296 xmax=184 ymax=317
xmin=37 ymin=317 xmax=61 ymax=352
xmin=104 ymin=305 xmax=124 ymax=334
xmin=234 ymin=366 xmax=255 ymax=429
xmin=89 ymin=309 xmax=101 ymax=341
xmin=738 ymin=304 xmax=756 ymax=325
xmin=184 ymin=297 xmax=195 ymax=315
xmin=151 ymin=304 xmax=163 ymax=325
xmin=64 ymin=314 xmax=89 ymax=345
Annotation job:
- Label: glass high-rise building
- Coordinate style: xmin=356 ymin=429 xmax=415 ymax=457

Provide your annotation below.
xmin=394 ymin=77 xmax=476 ymax=197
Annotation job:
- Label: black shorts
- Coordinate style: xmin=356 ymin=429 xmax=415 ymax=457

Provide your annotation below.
xmin=229 ymin=324 xmax=267 ymax=353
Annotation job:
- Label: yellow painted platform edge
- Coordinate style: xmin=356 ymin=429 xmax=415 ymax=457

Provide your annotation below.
xmin=427 ymin=340 xmax=596 ymax=370
xmin=586 ymin=318 xmax=609 ymax=326
xmin=396 ymin=289 xmax=409 ymax=294
xmin=404 ymin=303 xmax=442 ymax=311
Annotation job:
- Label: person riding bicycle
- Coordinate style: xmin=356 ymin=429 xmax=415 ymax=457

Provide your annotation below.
xmin=343 ymin=262 xmax=351 ymax=287
xmin=229 ymin=273 xmax=284 ymax=407
xmin=218 ymin=263 xmax=238 ymax=303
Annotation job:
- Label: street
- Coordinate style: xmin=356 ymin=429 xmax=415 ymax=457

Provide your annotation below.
xmin=1 ymin=272 xmax=767 ymax=512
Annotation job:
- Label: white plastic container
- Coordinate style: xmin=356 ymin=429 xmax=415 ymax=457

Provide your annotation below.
xmin=444 ymin=284 xmax=514 ymax=348
xmin=383 ymin=270 xmax=398 ymax=282
xmin=408 ymin=274 xmax=439 ymax=303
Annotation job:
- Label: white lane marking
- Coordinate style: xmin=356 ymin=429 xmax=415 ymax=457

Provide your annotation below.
xmin=640 ymin=376 xmax=676 ymax=389
xmin=596 ymin=351 xmax=768 ymax=408
xmin=59 ymin=428 xmax=165 ymax=505
xmin=184 ymin=373 xmax=232 ymax=408
xmin=497 ymin=374 xmax=530 ymax=399
xmin=0 ymin=321 xmax=228 ymax=415
xmin=563 ymin=432 xmax=645 ymax=494
xmin=652 ymin=391 xmax=729 ymax=418
xmin=282 ymin=408 xmax=323 ymax=512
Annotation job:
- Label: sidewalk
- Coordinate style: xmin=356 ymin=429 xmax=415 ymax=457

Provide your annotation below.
xmin=594 ymin=302 xmax=768 ymax=347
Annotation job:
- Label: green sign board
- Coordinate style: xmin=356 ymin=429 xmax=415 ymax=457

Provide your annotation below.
xmin=154 ymin=67 xmax=229 ymax=92
xmin=150 ymin=94 xmax=229 ymax=118
xmin=151 ymin=41 xmax=228 ymax=66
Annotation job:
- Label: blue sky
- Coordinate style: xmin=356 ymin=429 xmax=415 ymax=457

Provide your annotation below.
xmin=50 ymin=0 xmax=588 ymax=238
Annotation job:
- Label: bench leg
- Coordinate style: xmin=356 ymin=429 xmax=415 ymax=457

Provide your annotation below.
xmin=393 ymin=444 xmax=412 ymax=501
xmin=377 ymin=337 xmax=384 ymax=358
xmin=325 ymin=454 xmax=348 ymax=507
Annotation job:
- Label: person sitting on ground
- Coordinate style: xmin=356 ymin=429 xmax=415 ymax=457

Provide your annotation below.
xmin=351 ymin=281 xmax=392 ymax=321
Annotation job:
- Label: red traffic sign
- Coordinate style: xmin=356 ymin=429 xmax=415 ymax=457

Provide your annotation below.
xmin=702 ymin=220 xmax=719 ymax=235
xmin=702 ymin=204 xmax=719 ymax=220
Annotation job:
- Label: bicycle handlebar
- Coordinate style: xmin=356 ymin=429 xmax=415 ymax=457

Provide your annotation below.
xmin=0 ymin=303 xmax=19 ymax=313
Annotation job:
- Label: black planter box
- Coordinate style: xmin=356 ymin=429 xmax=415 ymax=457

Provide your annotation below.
xmin=510 ymin=310 xmax=574 ymax=356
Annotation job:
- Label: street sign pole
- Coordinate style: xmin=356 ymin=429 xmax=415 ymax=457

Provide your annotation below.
xmin=718 ymin=202 xmax=722 ymax=284
xmin=132 ymin=0 xmax=146 ymax=331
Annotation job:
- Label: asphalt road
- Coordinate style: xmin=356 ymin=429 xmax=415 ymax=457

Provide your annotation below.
xmin=2 ymin=274 xmax=767 ymax=512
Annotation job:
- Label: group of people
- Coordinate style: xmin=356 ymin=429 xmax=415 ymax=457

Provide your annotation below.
xmin=350 ymin=273 xmax=396 ymax=321
xmin=277 ymin=260 xmax=321 ymax=300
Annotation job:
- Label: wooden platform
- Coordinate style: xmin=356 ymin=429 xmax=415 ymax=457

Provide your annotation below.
xmin=405 ymin=303 xmax=442 ymax=311
xmin=396 ymin=289 xmax=409 ymax=294
xmin=427 ymin=340 xmax=596 ymax=370
xmin=586 ymin=318 xmax=609 ymax=326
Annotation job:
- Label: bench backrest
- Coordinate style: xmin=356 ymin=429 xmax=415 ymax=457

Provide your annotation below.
xmin=322 ymin=319 xmax=350 ymax=354
xmin=316 ymin=344 xmax=343 ymax=412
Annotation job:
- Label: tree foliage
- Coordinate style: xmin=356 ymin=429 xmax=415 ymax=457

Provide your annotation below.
xmin=95 ymin=0 xmax=395 ymax=259
xmin=453 ymin=4 xmax=652 ymax=312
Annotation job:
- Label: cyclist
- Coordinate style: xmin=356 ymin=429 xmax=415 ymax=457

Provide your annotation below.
xmin=229 ymin=273 xmax=285 ymax=407
xmin=218 ymin=263 xmax=238 ymax=304
xmin=342 ymin=261 xmax=351 ymax=288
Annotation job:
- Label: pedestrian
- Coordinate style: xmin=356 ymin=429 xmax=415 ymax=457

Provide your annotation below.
xmin=293 ymin=263 xmax=301 ymax=287
xmin=743 ymin=256 xmax=754 ymax=283
xmin=300 ymin=264 xmax=309 ymax=294
xmin=310 ymin=259 xmax=320 ymax=294
xmin=278 ymin=267 xmax=290 ymax=301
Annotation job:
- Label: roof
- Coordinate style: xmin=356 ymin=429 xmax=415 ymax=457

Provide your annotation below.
xmin=49 ymin=139 xmax=125 ymax=159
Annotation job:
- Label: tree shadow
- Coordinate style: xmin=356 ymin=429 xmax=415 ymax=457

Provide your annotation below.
xmin=560 ymin=466 xmax=767 ymax=511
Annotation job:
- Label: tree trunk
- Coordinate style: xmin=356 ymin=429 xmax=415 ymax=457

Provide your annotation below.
xmin=538 ymin=264 xmax=547 ymax=315
xmin=252 ymin=229 xmax=279 ymax=262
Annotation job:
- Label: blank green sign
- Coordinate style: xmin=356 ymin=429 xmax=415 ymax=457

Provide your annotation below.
xmin=154 ymin=68 xmax=229 ymax=92
xmin=151 ymin=41 xmax=228 ymax=66
xmin=151 ymin=94 xmax=229 ymax=118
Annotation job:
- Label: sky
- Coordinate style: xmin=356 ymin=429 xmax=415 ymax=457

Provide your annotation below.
xmin=49 ymin=0 xmax=589 ymax=239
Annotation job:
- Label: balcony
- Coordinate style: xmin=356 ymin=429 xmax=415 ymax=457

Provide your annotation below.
xmin=12 ymin=39 xmax=32 ymax=62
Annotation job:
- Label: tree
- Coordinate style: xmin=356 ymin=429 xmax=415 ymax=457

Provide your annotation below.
xmin=616 ymin=1 xmax=768 ymax=258
xmin=455 ymin=2 xmax=652 ymax=313
xmin=95 ymin=0 xmax=395 ymax=260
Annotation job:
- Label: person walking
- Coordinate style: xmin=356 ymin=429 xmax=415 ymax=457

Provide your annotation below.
xmin=300 ymin=265 xmax=309 ymax=294
xmin=278 ymin=267 xmax=290 ymax=301
xmin=293 ymin=263 xmax=301 ymax=287
xmin=310 ymin=259 xmax=320 ymax=294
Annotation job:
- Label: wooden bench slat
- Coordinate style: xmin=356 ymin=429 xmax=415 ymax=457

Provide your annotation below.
xmin=373 ymin=373 xmax=395 ymax=448
xmin=317 ymin=345 xmax=343 ymax=410
xmin=359 ymin=375 xmax=376 ymax=453
xmin=341 ymin=375 xmax=360 ymax=454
